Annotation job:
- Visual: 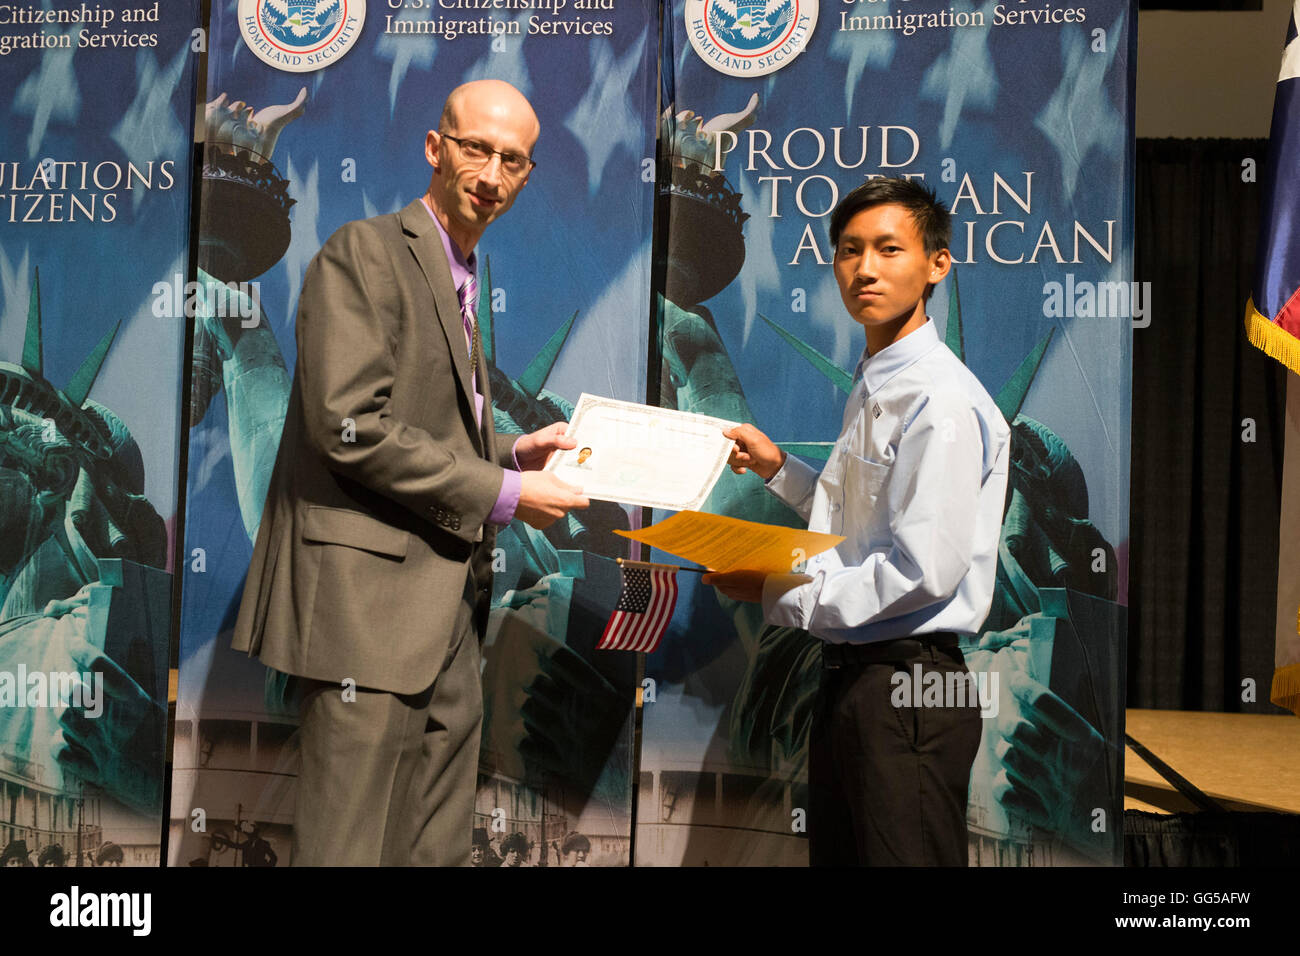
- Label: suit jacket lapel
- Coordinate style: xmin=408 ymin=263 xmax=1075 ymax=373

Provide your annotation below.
xmin=476 ymin=332 xmax=498 ymax=451
xmin=398 ymin=199 xmax=483 ymax=455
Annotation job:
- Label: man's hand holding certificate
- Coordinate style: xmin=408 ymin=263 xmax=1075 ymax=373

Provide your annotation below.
xmin=544 ymin=394 xmax=739 ymax=512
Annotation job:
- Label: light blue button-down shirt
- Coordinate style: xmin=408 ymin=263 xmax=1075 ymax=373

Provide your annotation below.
xmin=761 ymin=319 xmax=1011 ymax=644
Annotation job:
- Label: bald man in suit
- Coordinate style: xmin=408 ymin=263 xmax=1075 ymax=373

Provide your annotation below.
xmin=233 ymin=80 xmax=588 ymax=865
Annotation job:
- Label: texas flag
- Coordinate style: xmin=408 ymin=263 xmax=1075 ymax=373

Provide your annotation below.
xmin=1246 ymin=0 xmax=1300 ymax=375
xmin=1251 ymin=2 xmax=1300 ymax=715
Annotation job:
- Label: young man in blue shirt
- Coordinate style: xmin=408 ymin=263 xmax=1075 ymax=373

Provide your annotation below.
xmin=705 ymin=178 xmax=1010 ymax=866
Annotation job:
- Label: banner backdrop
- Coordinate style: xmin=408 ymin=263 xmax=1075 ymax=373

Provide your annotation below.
xmin=0 ymin=1 xmax=199 ymax=867
xmin=643 ymin=0 xmax=1134 ymax=865
xmin=170 ymin=0 xmax=657 ymax=865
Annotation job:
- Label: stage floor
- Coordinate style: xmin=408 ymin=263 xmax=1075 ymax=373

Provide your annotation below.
xmin=1124 ymin=708 xmax=1300 ymax=814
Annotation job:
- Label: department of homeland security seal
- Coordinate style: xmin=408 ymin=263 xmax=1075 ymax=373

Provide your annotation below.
xmin=685 ymin=0 xmax=817 ymax=77
xmin=238 ymin=0 xmax=366 ymax=74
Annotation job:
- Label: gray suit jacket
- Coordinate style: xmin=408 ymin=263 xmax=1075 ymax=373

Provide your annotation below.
xmin=231 ymin=198 xmax=516 ymax=694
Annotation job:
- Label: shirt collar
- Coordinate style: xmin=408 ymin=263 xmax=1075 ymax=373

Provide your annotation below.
xmin=420 ymin=197 xmax=476 ymax=291
xmin=860 ymin=318 xmax=941 ymax=394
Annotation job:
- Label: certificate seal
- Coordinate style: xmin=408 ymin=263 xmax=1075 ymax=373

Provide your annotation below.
xmin=239 ymin=0 xmax=366 ymax=74
xmin=685 ymin=0 xmax=818 ymax=78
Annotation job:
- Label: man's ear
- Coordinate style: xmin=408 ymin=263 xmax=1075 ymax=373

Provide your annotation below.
xmin=929 ymin=248 xmax=952 ymax=284
xmin=425 ymin=130 xmax=441 ymax=172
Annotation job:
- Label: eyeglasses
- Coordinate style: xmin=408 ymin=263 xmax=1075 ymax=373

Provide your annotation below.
xmin=441 ymin=134 xmax=536 ymax=176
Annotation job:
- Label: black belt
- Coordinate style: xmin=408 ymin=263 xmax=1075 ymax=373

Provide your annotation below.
xmin=821 ymin=633 xmax=962 ymax=669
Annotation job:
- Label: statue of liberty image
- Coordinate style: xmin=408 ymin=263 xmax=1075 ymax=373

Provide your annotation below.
xmin=0 ymin=271 xmax=170 ymax=820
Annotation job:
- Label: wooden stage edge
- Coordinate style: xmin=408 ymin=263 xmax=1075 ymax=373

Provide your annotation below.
xmin=1124 ymin=708 xmax=1300 ymax=815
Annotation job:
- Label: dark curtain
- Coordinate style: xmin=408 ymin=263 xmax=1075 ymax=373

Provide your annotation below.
xmin=1129 ymin=138 xmax=1289 ymax=713
xmin=1125 ymin=811 xmax=1300 ymax=865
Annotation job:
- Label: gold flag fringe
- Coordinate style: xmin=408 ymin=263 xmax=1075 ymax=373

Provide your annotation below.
xmin=1245 ymin=299 xmax=1300 ymax=375
xmin=1271 ymin=662 xmax=1300 ymax=717
xmin=1245 ymin=301 xmax=1300 ymax=714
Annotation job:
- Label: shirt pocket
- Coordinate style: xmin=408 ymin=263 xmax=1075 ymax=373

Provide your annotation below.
xmin=841 ymin=453 xmax=891 ymax=512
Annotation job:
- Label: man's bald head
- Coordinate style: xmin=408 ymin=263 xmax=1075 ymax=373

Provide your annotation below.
xmin=424 ymin=79 xmax=540 ymax=255
xmin=439 ymin=79 xmax=540 ymax=146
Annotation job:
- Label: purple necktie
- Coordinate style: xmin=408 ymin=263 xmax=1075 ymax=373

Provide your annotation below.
xmin=458 ymin=273 xmax=483 ymax=423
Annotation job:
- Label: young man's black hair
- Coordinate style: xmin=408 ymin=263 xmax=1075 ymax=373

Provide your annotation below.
xmin=828 ymin=177 xmax=952 ymax=255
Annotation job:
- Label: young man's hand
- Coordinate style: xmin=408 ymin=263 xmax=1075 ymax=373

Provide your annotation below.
xmin=723 ymin=424 xmax=786 ymax=481
xmin=514 ymin=421 xmax=576 ymax=471
xmin=701 ymin=569 xmax=769 ymax=603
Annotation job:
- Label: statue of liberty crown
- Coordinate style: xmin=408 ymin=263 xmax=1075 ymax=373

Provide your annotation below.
xmin=658 ymin=95 xmax=762 ymax=306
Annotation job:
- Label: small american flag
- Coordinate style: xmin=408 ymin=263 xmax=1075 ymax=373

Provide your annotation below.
xmin=598 ymin=564 xmax=679 ymax=653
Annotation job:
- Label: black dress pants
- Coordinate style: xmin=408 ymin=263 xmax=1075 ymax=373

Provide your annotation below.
xmin=808 ymin=635 xmax=983 ymax=866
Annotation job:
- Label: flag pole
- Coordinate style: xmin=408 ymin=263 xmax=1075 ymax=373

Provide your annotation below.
xmin=616 ymin=557 xmax=708 ymax=574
